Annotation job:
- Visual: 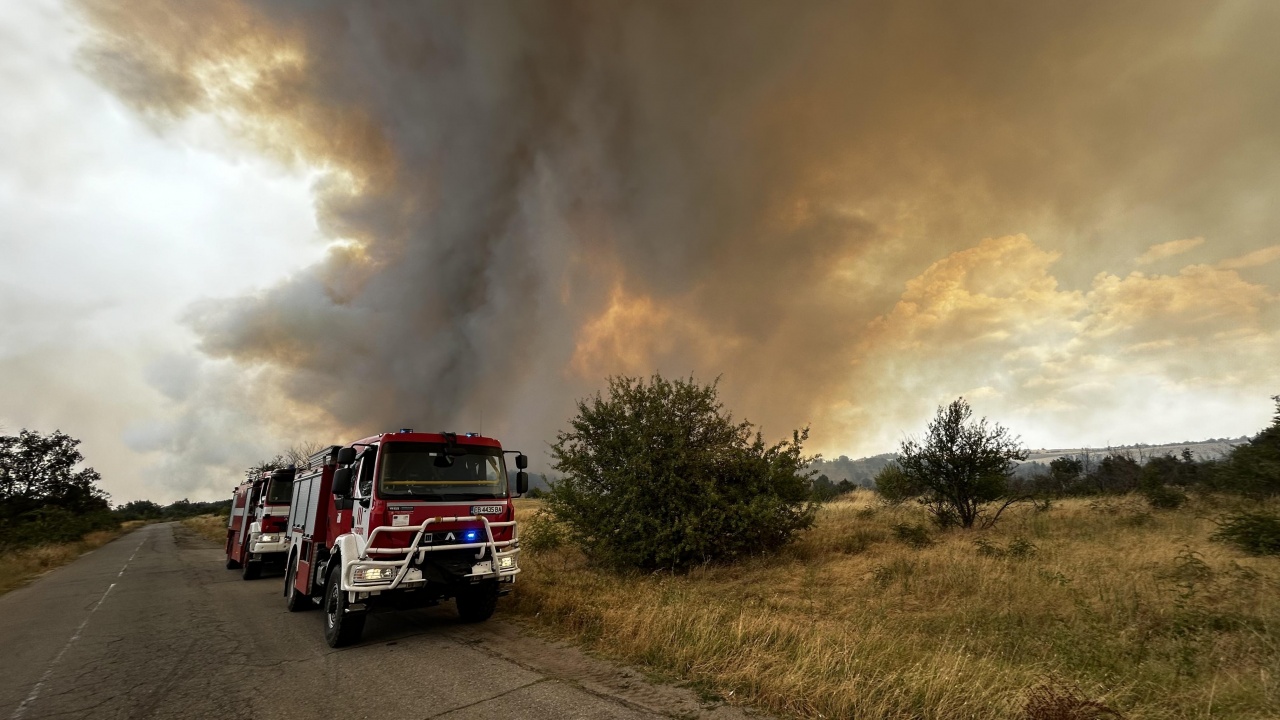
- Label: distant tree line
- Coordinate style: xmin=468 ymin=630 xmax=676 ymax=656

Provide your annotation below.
xmin=1006 ymin=397 xmax=1280 ymax=508
xmin=1 ymin=428 xmax=241 ymax=549
xmin=112 ymin=498 xmax=232 ymax=522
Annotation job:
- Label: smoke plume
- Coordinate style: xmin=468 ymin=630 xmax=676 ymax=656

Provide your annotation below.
xmin=75 ymin=0 xmax=1280 ymax=487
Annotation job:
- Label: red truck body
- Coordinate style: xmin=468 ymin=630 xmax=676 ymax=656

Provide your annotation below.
xmin=283 ymin=430 xmax=527 ymax=647
xmin=225 ymin=468 xmax=295 ymax=579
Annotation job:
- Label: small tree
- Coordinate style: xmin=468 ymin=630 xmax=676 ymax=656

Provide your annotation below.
xmin=1048 ymin=455 xmax=1083 ymax=493
xmin=244 ymin=455 xmax=287 ymax=482
xmin=547 ymin=374 xmax=816 ymax=571
xmin=896 ymin=398 xmax=1027 ymax=528
xmin=285 ymin=441 xmax=327 ymax=468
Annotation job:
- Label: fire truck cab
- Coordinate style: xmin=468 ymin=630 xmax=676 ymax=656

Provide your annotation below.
xmin=225 ymin=467 xmax=295 ymax=580
xmin=283 ymin=430 xmax=528 ymax=647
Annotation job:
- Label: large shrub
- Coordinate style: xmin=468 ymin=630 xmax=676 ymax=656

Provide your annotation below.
xmin=547 ymin=374 xmax=816 ymax=571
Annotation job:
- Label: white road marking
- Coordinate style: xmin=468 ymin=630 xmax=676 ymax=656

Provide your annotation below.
xmin=118 ymin=538 xmax=146 ymax=577
xmin=10 ymin=582 xmax=116 ymax=720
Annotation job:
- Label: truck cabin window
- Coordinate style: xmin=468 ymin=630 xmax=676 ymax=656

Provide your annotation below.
xmin=266 ymin=478 xmax=293 ymax=504
xmin=377 ymin=442 xmax=507 ymax=500
xmin=357 ymin=452 xmax=376 ymax=498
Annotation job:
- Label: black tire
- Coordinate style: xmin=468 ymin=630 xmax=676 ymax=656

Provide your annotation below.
xmin=225 ymin=557 xmax=241 ymax=570
xmin=324 ymin=564 xmax=365 ymax=648
xmin=242 ymin=558 xmax=261 ymax=581
xmin=455 ymin=581 xmax=499 ymax=623
xmin=285 ymin=554 xmax=311 ymax=612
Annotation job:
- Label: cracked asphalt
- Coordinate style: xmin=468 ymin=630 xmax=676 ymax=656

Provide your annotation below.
xmin=0 ymin=523 xmax=764 ymax=720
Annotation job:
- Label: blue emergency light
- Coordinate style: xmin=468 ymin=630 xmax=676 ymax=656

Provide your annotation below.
xmin=462 ymin=529 xmax=482 ymax=543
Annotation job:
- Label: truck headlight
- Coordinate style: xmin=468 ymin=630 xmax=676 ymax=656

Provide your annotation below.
xmin=258 ymin=533 xmax=280 ymax=543
xmin=498 ymin=556 xmax=515 ymax=569
xmin=353 ymin=566 xmax=396 ymax=583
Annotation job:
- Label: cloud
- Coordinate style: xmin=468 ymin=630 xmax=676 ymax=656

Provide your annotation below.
xmin=1218 ymin=245 xmax=1280 ymax=270
xmin=828 ymin=235 xmax=1279 ymax=454
xmin=1136 ymin=237 xmax=1204 ymax=265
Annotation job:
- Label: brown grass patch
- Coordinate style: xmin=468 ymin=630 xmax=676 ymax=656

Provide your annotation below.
xmin=0 ymin=523 xmax=139 ymax=596
xmin=182 ymin=515 xmax=228 ymax=545
xmin=509 ymin=492 xmax=1280 ymax=719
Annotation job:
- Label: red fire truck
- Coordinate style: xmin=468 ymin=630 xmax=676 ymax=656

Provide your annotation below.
xmin=282 ymin=430 xmax=528 ymax=647
xmin=225 ymin=467 xmax=295 ymax=580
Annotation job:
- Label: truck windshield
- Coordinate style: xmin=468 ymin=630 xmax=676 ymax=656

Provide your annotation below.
xmin=377 ymin=442 xmax=507 ymax=500
xmin=266 ymin=479 xmax=293 ymax=504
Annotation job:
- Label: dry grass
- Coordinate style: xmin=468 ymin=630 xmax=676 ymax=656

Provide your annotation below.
xmin=509 ymin=492 xmax=1280 ymax=719
xmin=182 ymin=515 xmax=228 ymax=545
xmin=0 ymin=521 xmax=143 ymax=596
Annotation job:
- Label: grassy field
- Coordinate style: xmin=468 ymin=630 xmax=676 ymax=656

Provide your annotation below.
xmin=0 ymin=521 xmax=146 ymax=596
xmin=508 ymin=491 xmax=1279 ymax=719
xmin=182 ymin=515 xmax=228 ymax=545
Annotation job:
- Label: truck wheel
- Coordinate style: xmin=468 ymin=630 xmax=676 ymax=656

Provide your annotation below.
xmin=285 ymin=555 xmax=311 ymax=612
xmin=455 ymin=581 xmax=499 ymax=623
xmin=242 ymin=559 xmax=261 ymax=581
xmin=225 ymin=558 xmax=241 ymax=570
xmin=324 ymin=565 xmax=365 ymax=648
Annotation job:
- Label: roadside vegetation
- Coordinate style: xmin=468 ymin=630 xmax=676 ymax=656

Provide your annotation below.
xmin=513 ymin=492 xmax=1279 ymax=719
xmin=0 ymin=427 xmax=234 ymax=595
xmin=511 ymin=384 xmax=1280 ymax=719
xmin=0 ymin=522 xmax=147 ymax=596
xmin=545 ymin=375 xmax=815 ymax=571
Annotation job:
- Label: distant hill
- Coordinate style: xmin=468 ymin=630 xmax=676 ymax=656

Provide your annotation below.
xmin=1021 ymin=438 xmax=1248 ymax=463
xmin=807 ymin=453 xmax=897 ymax=488
xmin=810 ymin=437 xmax=1252 ymax=484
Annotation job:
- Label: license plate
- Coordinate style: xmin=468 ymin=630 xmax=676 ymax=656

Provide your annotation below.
xmin=471 ymin=505 xmax=504 ymax=515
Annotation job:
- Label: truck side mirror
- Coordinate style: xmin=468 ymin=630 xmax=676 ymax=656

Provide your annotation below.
xmin=332 ymin=467 xmax=353 ymax=497
xmin=515 ymin=454 xmax=528 ymax=470
xmin=516 ymin=471 xmax=528 ymax=495
xmin=336 ymin=447 xmax=356 ymax=465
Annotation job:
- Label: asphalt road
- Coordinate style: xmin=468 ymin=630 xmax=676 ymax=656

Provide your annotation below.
xmin=0 ymin=523 xmax=760 ymax=720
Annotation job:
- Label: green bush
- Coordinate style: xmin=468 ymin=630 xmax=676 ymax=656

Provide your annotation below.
xmin=891 ymin=522 xmax=933 ymax=549
xmin=1143 ymin=484 xmax=1188 ymax=510
xmin=521 ymin=511 xmax=567 ymax=552
xmin=1211 ymin=511 xmax=1280 ymax=555
xmin=975 ymin=536 xmax=1038 ymax=559
xmin=873 ymin=463 xmax=918 ymax=505
xmin=546 ymin=374 xmax=816 ymax=571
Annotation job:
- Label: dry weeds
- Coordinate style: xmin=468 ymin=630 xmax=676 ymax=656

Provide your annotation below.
xmin=510 ymin=491 xmax=1280 ymax=719
xmin=182 ymin=515 xmax=228 ymax=545
xmin=0 ymin=522 xmax=142 ymax=596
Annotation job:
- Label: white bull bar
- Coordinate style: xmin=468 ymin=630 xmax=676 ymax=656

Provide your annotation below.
xmin=343 ymin=515 xmax=519 ymax=591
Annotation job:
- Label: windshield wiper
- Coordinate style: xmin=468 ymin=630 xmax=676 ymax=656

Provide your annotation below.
xmin=400 ymin=491 xmax=444 ymax=501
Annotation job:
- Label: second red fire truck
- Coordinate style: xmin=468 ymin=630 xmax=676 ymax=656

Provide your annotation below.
xmin=282 ymin=430 xmax=527 ymax=647
xmin=225 ymin=467 xmax=295 ymax=580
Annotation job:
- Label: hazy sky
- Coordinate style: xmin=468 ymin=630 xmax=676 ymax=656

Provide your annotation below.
xmin=2 ymin=0 xmax=1278 ymax=504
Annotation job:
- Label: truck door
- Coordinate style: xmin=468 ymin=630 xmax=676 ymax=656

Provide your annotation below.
xmin=351 ymin=448 xmax=378 ymax=543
